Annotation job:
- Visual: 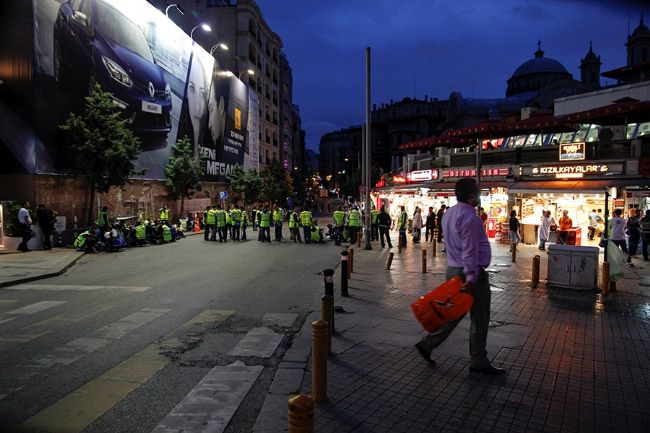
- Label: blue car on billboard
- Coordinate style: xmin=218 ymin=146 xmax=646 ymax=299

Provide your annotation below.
xmin=53 ymin=0 xmax=172 ymax=135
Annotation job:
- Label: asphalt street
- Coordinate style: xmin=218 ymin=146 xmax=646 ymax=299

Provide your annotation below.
xmin=0 ymin=230 xmax=342 ymax=433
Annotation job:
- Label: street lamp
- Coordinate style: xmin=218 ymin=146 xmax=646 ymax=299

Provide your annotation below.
xmin=209 ymin=42 xmax=229 ymax=55
xmin=165 ymin=4 xmax=184 ymax=16
xmin=190 ymin=23 xmax=211 ymax=40
xmin=239 ymin=68 xmax=254 ymax=80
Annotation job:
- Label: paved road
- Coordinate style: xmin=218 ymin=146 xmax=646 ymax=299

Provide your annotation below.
xmin=0 ymin=231 xmax=342 ymax=433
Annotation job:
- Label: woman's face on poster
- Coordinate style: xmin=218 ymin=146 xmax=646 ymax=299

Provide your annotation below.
xmin=187 ymin=57 xmax=208 ymax=145
xmin=208 ymin=82 xmax=225 ymax=145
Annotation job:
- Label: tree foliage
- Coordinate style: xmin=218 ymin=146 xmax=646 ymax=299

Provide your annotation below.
xmin=59 ymin=84 xmax=141 ymax=223
xmin=227 ymin=165 xmax=262 ymax=204
xmin=260 ymin=159 xmax=293 ymax=206
xmin=164 ymin=136 xmax=206 ymax=215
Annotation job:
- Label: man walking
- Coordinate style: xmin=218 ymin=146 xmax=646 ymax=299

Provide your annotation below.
xmin=398 ymin=206 xmax=408 ymax=248
xmin=17 ymin=202 xmax=32 ymax=252
xmin=425 ymin=206 xmax=436 ymax=242
xmin=415 ymin=178 xmax=505 ymax=375
xmin=377 ymin=206 xmax=393 ymax=248
xmin=36 ymin=204 xmax=56 ymax=250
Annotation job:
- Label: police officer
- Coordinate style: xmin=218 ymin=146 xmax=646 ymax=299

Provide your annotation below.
xmin=259 ymin=205 xmax=272 ymax=242
xmin=225 ymin=206 xmax=233 ymax=240
xmin=231 ymin=205 xmax=242 ymax=241
xmin=332 ymin=206 xmax=345 ymax=246
xmin=370 ymin=205 xmax=379 ymax=241
xmin=347 ymin=206 xmax=361 ymax=244
xmin=300 ymin=208 xmax=313 ymax=244
xmin=273 ymin=206 xmax=284 ymax=241
xmin=159 ymin=206 xmax=170 ymax=225
xmin=289 ymin=208 xmax=302 ymax=243
xmin=74 ymin=225 xmax=97 ymax=252
xmin=134 ymin=221 xmax=147 ymax=246
xmin=241 ymin=207 xmax=249 ymax=240
xmin=215 ymin=205 xmax=227 ymax=242
xmin=204 ymin=206 xmax=213 ymax=241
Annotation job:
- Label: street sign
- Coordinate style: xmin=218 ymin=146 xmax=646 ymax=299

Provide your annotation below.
xmin=219 ymin=191 xmax=228 ymax=200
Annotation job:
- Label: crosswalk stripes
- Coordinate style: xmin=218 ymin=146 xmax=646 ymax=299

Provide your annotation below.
xmin=5 ymin=284 xmax=151 ymax=292
xmin=4 ymin=301 xmax=66 ymax=315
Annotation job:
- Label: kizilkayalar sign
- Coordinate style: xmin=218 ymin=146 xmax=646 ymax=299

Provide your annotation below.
xmin=4 ymin=0 xmax=257 ymax=181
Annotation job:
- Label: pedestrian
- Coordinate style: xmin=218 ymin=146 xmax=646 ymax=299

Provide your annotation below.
xmin=508 ymin=210 xmax=521 ymax=252
xmin=436 ymin=204 xmax=447 ymax=250
xmin=398 ymin=206 xmax=408 ymax=248
xmin=609 ymin=208 xmax=630 ymax=263
xmin=377 ymin=206 xmax=393 ymax=248
xmin=626 ymin=209 xmax=641 ymax=259
xmin=425 ymin=206 xmax=436 ymax=242
xmin=538 ymin=210 xmax=556 ymax=251
xmin=480 ymin=207 xmax=488 ymax=231
xmin=640 ymin=210 xmax=650 ymax=261
xmin=587 ymin=209 xmax=599 ymax=240
xmin=557 ymin=210 xmax=572 ymax=244
xmin=412 ymin=207 xmax=422 ymax=243
xmin=17 ymin=201 xmax=32 ymax=252
xmin=415 ymin=177 xmax=505 ymax=375
xmin=36 ymin=204 xmax=56 ymax=250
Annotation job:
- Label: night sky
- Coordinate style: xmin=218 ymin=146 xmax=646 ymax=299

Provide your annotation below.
xmin=254 ymin=0 xmax=649 ymax=152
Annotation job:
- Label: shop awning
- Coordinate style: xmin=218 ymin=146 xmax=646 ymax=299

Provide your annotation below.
xmin=397 ymin=135 xmax=474 ymax=150
xmin=447 ymin=119 xmax=509 ymax=138
xmin=503 ymin=114 xmax=578 ymax=135
xmin=558 ymin=99 xmax=650 ymax=126
xmin=509 ymin=178 xmax=650 ymax=194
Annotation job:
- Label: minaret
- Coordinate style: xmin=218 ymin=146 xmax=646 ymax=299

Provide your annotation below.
xmin=580 ymin=41 xmax=601 ymax=89
xmin=626 ymin=15 xmax=650 ymax=66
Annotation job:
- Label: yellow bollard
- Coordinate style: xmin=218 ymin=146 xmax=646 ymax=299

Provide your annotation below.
xmin=601 ymin=261 xmax=609 ymax=295
xmin=386 ymin=252 xmax=394 ymax=270
xmin=320 ymin=295 xmax=333 ymax=354
xmin=311 ymin=320 xmax=328 ymax=402
xmin=432 ymin=238 xmax=437 ymax=257
xmin=421 ymin=249 xmax=427 ymax=273
xmin=531 ymin=255 xmax=540 ymax=288
xmin=288 ymin=394 xmax=314 ymax=433
xmin=348 ymin=248 xmax=354 ymax=274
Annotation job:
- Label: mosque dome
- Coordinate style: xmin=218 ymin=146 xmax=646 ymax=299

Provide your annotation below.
xmin=506 ymin=42 xmax=573 ymax=97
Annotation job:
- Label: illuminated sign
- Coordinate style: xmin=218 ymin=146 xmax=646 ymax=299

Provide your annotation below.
xmin=375 ymin=179 xmax=385 ymax=188
xmin=559 ymin=142 xmax=585 ymax=161
xmin=408 ymin=169 xmax=439 ymax=181
xmin=522 ymin=162 xmax=624 ymax=178
xmin=392 ymin=175 xmax=407 ymax=184
xmin=441 ymin=168 xmax=510 ymax=178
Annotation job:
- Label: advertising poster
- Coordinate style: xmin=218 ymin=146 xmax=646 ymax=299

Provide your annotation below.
xmin=1 ymin=0 xmax=255 ymax=182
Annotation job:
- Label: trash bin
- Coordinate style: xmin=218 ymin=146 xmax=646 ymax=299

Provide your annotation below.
xmin=547 ymin=244 xmax=599 ymax=290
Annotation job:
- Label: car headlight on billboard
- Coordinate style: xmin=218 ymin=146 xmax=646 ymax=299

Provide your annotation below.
xmin=102 ymin=56 xmax=133 ymax=88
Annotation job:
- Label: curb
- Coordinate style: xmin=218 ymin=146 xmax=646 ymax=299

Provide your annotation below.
xmin=0 ymin=252 xmax=85 ymax=288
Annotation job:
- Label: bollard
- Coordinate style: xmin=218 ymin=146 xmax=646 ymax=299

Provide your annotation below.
xmin=531 ymin=255 xmax=540 ymax=288
xmin=348 ymin=248 xmax=354 ymax=274
xmin=398 ymin=241 xmax=402 ymax=254
xmin=288 ymin=394 xmax=314 ymax=433
xmin=386 ymin=252 xmax=394 ymax=270
xmin=601 ymin=261 xmax=609 ymax=295
xmin=511 ymin=246 xmax=516 ymax=263
xmin=312 ymin=320 xmax=328 ymax=402
xmin=421 ymin=249 xmax=427 ymax=273
xmin=432 ymin=238 xmax=437 ymax=257
xmin=323 ymin=268 xmax=334 ymax=297
xmin=321 ymin=295 xmax=333 ymax=354
xmin=340 ymin=251 xmax=350 ymax=297
xmin=357 ymin=232 xmax=361 ymax=248
xmin=610 ymin=280 xmax=617 ymax=292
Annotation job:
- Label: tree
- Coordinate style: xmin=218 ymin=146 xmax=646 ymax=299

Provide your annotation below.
xmin=59 ymin=84 xmax=141 ymax=224
xmin=227 ymin=165 xmax=262 ymax=205
xmin=260 ymin=159 xmax=293 ymax=207
xmin=164 ymin=136 xmax=207 ymax=216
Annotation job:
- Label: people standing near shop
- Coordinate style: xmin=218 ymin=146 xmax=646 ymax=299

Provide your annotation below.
xmin=36 ymin=204 xmax=56 ymax=250
xmin=16 ymin=202 xmax=33 ymax=252
xmin=415 ymin=177 xmax=505 ymax=375
xmin=508 ymin=210 xmax=521 ymax=252
xmin=289 ymin=208 xmax=302 ymax=243
xmin=398 ymin=206 xmax=408 ymax=248
xmin=640 ymin=210 xmax=650 ymax=261
xmin=437 ymin=204 xmax=447 ymax=251
xmin=480 ymin=207 xmax=489 ymax=232
xmin=370 ymin=206 xmax=379 ymax=241
xmin=412 ymin=207 xmax=423 ymax=244
xmin=626 ymin=209 xmax=641 ymax=259
xmin=557 ymin=210 xmax=573 ymax=244
xmin=587 ymin=209 xmax=599 ymax=240
xmin=378 ymin=206 xmax=393 ymax=248
xmin=425 ymin=206 xmax=436 ymax=242
xmin=609 ymin=208 xmax=630 ymax=262
xmin=538 ymin=210 xmax=556 ymax=251
xmin=273 ymin=206 xmax=284 ymax=242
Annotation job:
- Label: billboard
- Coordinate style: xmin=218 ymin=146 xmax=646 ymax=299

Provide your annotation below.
xmin=1 ymin=0 xmax=255 ymax=182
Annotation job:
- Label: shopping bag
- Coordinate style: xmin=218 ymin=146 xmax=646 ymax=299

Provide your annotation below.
xmin=411 ymin=276 xmax=473 ymax=333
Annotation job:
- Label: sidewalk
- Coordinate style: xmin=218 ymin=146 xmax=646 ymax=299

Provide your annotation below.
xmin=0 ymin=248 xmax=83 ymax=288
xmin=254 ymin=239 xmax=650 ymax=433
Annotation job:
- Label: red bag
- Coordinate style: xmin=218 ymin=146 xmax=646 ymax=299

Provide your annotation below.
xmin=411 ymin=276 xmax=473 ymax=333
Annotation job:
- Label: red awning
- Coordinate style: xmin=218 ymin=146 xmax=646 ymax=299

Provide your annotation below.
xmin=559 ymin=100 xmax=650 ymax=126
xmin=447 ymin=119 xmax=509 ymax=138
xmin=503 ymin=114 xmax=578 ymax=135
xmin=397 ymin=135 xmax=474 ymax=150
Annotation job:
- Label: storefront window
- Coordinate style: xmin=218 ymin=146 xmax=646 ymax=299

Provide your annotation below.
xmin=585 ymin=124 xmax=600 ymax=142
xmin=627 ymin=123 xmax=638 ymax=139
xmin=559 ymin=131 xmax=575 ymax=143
xmin=574 ymin=125 xmax=589 ymax=142
xmin=525 ymin=134 xmax=537 ymax=146
xmin=549 ymin=133 xmax=562 ymax=145
xmin=514 ymin=135 xmax=527 ymax=147
xmin=637 ymin=122 xmax=650 ymax=137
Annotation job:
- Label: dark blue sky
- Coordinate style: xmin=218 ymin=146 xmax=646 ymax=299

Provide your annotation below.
xmin=255 ymin=0 xmax=649 ymax=152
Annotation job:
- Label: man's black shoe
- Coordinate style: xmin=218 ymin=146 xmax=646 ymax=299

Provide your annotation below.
xmin=469 ymin=365 xmax=506 ymax=375
xmin=415 ymin=343 xmax=435 ymax=365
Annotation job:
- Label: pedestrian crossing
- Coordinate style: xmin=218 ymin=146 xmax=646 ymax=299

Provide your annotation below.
xmin=0 ymin=295 xmax=300 ymax=433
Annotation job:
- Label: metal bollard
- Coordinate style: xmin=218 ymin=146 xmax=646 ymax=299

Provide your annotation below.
xmin=421 ymin=249 xmax=427 ymax=273
xmin=322 ymin=268 xmax=335 ymax=340
xmin=398 ymin=241 xmax=402 ymax=254
xmin=311 ymin=320 xmax=328 ymax=402
xmin=357 ymin=232 xmax=361 ymax=248
xmin=323 ymin=268 xmax=334 ymax=297
xmin=348 ymin=248 xmax=354 ymax=274
xmin=511 ymin=246 xmax=516 ymax=263
xmin=340 ymin=251 xmax=350 ymax=297
xmin=531 ymin=255 xmax=540 ymax=288
xmin=321 ymin=295 xmax=333 ymax=354
xmin=432 ymin=238 xmax=437 ymax=257
xmin=386 ymin=252 xmax=394 ymax=270
xmin=601 ymin=261 xmax=609 ymax=295
xmin=288 ymin=394 xmax=314 ymax=433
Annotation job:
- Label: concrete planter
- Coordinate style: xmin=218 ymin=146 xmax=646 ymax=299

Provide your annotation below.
xmin=1 ymin=225 xmax=44 ymax=251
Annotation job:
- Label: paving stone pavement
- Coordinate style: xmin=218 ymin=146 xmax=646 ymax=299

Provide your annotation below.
xmin=255 ymin=239 xmax=650 ymax=433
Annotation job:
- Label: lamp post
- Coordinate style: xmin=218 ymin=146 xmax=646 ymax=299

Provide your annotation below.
xmin=165 ymin=4 xmax=184 ymax=16
xmin=238 ymin=68 xmax=254 ymax=80
xmin=209 ymin=42 xmax=229 ymax=56
xmin=363 ymin=47 xmax=372 ymax=250
xmin=190 ymin=23 xmax=211 ymax=40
